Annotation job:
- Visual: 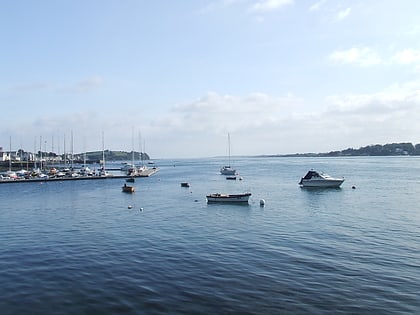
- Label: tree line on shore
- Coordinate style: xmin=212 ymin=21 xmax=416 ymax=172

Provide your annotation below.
xmin=268 ymin=142 xmax=420 ymax=157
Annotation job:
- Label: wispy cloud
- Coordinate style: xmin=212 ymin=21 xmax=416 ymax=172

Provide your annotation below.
xmin=59 ymin=76 xmax=104 ymax=94
xmin=309 ymin=0 xmax=327 ymax=11
xmin=9 ymin=76 xmax=104 ymax=94
xmin=11 ymin=82 xmax=52 ymax=91
xmin=160 ymin=91 xmax=303 ymax=134
xmin=249 ymin=0 xmax=293 ymax=12
xmin=6 ymin=83 xmax=420 ymax=157
xmin=392 ymin=49 xmax=420 ymax=64
xmin=198 ymin=0 xmax=292 ymax=15
xmin=336 ymin=7 xmax=351 ymax=21
xmin=405 ymin=25 xmax=420 ymax=36
xmin=328 ymin=47 xmax=382 ymax=66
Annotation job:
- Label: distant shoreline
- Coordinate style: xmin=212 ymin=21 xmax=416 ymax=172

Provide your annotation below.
xmin=257 ymin=142 xmax=420 ymax=158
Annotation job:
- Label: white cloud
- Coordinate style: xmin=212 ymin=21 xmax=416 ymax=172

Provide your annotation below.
xmin=406 ymin=25 xmax=420 ymax=36
xmin=336 ymin=7 xmax=351 ymax=21
xmin=68 ymin=76 xmax=104 ymax=93
xmin=144 ymin=82 xmax=420 ymax=157
xmin=250 ymin=0 xmax=293 ymax=12
xmin=157 ymin=91 xmax=304 ymax=134
xmin=309 ymin=0 xmax=327 ymax=11
xmin=11 ymin=82 xmax=52 ymax=91
xmin=392 ymin=49 xmax=420 ymax=64
xmin=4 ymin=84 xmax=420 ymax=158
xmin=328 ymin=47 xmax=382 ymax=66
xmin=199 ymin=0 xmax=292 ymax=16
xmin=325 ymin=81 xmax=420 ymax=129
xmin=8 ymin=77 xmax=104 ymax=94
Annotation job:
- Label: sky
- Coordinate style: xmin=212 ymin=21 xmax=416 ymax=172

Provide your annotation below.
xmin=1 ymin=0 xmax=420 ymax=158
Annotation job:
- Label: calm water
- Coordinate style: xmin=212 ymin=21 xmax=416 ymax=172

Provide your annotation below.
xmin=1 ymin=157 xmax=419 ymax=314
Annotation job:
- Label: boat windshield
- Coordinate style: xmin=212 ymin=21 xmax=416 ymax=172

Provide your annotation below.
xmin=303 ymin=171 xmax=320 ymax=179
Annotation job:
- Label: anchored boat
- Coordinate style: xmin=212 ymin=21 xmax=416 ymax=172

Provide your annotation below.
xmin=298 ymin=170 xmax=344 ymax=188
xmin=122 ymin=184 xmax=135 ymax=193
xmin=206 ymin=192 xmax=251 ymax=203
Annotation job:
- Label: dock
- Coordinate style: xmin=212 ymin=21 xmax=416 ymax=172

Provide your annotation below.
xmin=0 ymin=168 xmax=159 ymax=184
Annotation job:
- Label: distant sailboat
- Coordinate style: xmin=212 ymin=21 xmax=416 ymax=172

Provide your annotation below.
xmin=99 ymin=131 xmax=110 ymax=177
xmin=220 ymin=133 xmax=237 ymax=175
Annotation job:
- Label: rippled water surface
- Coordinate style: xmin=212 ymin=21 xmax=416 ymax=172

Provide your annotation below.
xmin=1 ymin=157 xmax=419 ymax=314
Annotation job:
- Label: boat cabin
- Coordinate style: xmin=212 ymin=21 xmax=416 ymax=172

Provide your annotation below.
xmin=302 ymin=170 xmax=321 ymax=179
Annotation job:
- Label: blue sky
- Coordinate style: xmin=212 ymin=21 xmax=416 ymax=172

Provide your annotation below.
xmin=1 ymin=0 xmax=420 ymax=158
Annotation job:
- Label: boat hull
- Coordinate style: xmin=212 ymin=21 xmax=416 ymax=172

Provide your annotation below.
xmin=122 ymin=185 xmax=135 ymax=193
xmin=299 ymin=179 xmax=344 ymax=188
xmin=206 ymin=193 xmax=251 ymax=203
xmin=220 ymin=167 xmax=237 ymax=175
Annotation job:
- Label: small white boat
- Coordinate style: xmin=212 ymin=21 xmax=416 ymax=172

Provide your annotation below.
xmin=220 ymin=133 xmax=238 ymax=175
xmin=79 ymin=166 xmax=94 ymax=176
xmin=299 ymin=170 xmax=344 ymax=188
xmin=220 ymin=166 xmax=237 ymax=175
xmin=206 ymin=192 xmax=251 ymax=203
xmin=99 ymin=167 xmax=112 ymax=177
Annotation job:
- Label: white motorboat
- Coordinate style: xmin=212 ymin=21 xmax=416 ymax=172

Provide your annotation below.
xmin=298 ymin=170 xmax=344 ymax=188
xmin=206 ymin=192 xmax=251 ymax=203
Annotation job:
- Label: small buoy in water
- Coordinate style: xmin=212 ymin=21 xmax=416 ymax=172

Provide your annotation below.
xmin=140 ymin=207 xmax=144 ymax=211
xmin=260 ymin=199 xmax=265 ymax=207
xmin=352 ymin=186 xmax=356 ymax=189
xmin=128 ymin=205 xmax=133 ymax=209
xmin=194 ymin=199 xmax=198 ymax=202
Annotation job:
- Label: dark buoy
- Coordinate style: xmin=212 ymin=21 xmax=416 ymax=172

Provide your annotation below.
xmin=352 ymin=185 xmax=356 ymax=189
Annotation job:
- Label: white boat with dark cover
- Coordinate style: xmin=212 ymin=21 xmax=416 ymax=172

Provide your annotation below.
xmin=299 ymin=170 xmax=344 ymax=188
xmin=206 ymin=192 xmax=251 ymax=203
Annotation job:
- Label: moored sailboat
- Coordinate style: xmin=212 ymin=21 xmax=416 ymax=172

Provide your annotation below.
xmin=220 ymin=133 xmax=237 ymax=175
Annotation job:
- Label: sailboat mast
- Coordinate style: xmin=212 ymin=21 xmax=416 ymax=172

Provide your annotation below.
xmin=228 ymin=133 xmax=231 ymax=167
xmin=83 ymin=136 xmax=86 ymax=167
xmin=131 ymin=127 xmax=135 ymax=167
xmin=63 ymin=133 xmax=66 ymax=167
xmin=9 ymin=136 xmax=12 ymax=172
xmin=139 ymin=132 xmax=143 ymax=166
xmin=102 ymin=131 xmax=105 ymax=170
xmin=33 ymin=137 xmax=37 ymax=169
xmin=71 ymin=130 xmax=74 ymax=169
xmin=40 ymin=136 xmax=43 ymax=171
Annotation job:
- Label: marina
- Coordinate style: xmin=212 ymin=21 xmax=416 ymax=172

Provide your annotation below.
xmin=0 ymin=166 xmax=159 ymax=184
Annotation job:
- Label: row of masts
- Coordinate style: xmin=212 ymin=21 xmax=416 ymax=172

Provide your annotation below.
xmin=4 ymin=130 xmax=147 ymax=172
